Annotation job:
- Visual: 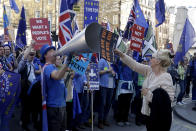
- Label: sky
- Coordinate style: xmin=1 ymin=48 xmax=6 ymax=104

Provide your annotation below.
xmin=165 ymin=0 xmax=196 ymax=8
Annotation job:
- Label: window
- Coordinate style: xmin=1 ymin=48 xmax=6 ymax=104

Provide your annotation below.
xmin=48 ymin=0 xmax=52 ymax=5
xmin=35 ymin=0 xmax=40 ymax=2
xmin=113 ymin=15 xmax=118 ymax=25
xmin=48 ymin=13 xmax=52 ymax=30
xmin=35 ymin=11 xmax=40 ymax=18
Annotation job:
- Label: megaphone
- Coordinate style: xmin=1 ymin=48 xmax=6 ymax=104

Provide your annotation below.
xmin=54 ymin=23 xmax=102 ymax=56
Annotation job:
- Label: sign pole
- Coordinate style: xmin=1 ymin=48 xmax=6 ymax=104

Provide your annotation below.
xmin=91 ymin=90 xmax=94 ymax=131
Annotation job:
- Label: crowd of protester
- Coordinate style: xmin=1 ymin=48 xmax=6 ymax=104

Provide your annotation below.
xmin=0 ymin=40 xmax=196 ymax=131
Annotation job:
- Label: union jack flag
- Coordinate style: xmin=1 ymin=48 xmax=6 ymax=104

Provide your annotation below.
xmin=58 ymin=0 xmax=73 ymax=47
xmin=123 ymin=4 xmax=136 ymax=40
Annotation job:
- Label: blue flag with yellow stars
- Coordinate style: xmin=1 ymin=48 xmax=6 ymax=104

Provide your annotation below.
xmin=0 ymin=71 xmax=21 ymax=131
xmin=16 ymin=6 xmax=26 ymax=49
xmin=9 ymin=0 xmax=19 ymax=14
xmin=134 ymin=0 xmax=148 ymax=29
xmin=83 ymin=0 xmax=99 ymax=28
xmin=174 ymin=18 xmax=196 ymax=65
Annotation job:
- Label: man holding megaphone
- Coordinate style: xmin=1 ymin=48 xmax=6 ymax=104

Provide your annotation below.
xmin=40 ymin=44 xmax=72 ymax=131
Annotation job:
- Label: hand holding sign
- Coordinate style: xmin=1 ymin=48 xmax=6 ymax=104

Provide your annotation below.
xmin=114 ymin=49 xmax=125 ymax=59
xmin=30 ymin=39 xmax=36 ymax=47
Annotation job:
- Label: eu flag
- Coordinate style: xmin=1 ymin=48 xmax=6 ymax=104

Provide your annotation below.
xmin=123 ymin=0 xmax=148 ymax=40
xmin=134 ymin=0 xmax=148 ymax=29
xmin=16 ymin=6 xmax=27 ymax=49
xmin=155 ymin=0 xmax=165 ymax=27
xmin=0 ymin=71 xmax=21 ymax=131
xmin=9 ymin=0 xmax=19 ymax=14
xmin=174 ymin=18 xmax=196 ymax=65
xmin=73 ymin=89 xmax=82 ymax=118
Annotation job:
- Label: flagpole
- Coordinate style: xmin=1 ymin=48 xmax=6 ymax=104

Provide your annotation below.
xmin=91 ymin=90 xmax=94 ymax=131
xmin=42 ymin=0 xmax=44 ymax=17
xmin=54 ymin=0 xmax=57 ymax=48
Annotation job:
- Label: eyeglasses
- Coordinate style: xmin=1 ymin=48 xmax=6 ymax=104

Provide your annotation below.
xmin=29 ymin=53 xmax=35 ymax=56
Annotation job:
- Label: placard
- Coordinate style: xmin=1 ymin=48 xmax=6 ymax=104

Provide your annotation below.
xmin=30 ymin=18 xmax=51 ymax=50
xmin=130 ymin=24 xmax=145 ymax=52
xmin=86 ymin=63 xmax=99 ymax=90
xmin=69 ymin=53 xmax=92 ymax=75
xmin=84 ymin=0 xmax=99 ymax=28
xmin=100 ymin=28 xmax=119 ymax=63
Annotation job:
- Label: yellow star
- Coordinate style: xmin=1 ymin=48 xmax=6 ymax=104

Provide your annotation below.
xmin=8 ymin=74 xmax=11 ymax=78
xmin=85 ymin=16 xmax=87 ymax=20
xmin=96 ymin=17 xmax=98 ymax=20
xmin=137 ymin=10 xmax=139 ymax=13
xmin=88 ymin=2 xmax=90 ymax=5
xmin=2 ymin=99 xmax=5 ymax=103
xmin=86 ymin=1 xmax=88 ymax=5
xmin=137 ymin=15 xmax=139 ymax=18
xmin=91 ymin=2 xmax=93 ymax=6
xmin=5 ymin=111 xmax=8 ymax=115
xmin=8 ymin=92 xmax=10 ymax=96
xmin=10 ymin=82 xmax=13 ymax=86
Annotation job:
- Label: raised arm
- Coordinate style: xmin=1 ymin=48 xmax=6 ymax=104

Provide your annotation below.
xmin=114 ymin=49 xmax=150 ymax=77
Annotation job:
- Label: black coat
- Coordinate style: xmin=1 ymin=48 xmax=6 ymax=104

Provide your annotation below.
xmin=148 ymin=88 xmax=172 ymax=131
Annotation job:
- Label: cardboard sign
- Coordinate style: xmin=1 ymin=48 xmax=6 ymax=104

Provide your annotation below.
xmin=30 ymin=18 xmax=51 ymax=50
xmin=130 ymin=24 xmax=145 ymax=52
xmin=69 ymin=53 xmax=92 ymax=75
xmin=100 ymin=28 xmax=119 ymax=63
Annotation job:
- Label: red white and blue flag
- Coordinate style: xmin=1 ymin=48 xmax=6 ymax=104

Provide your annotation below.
xmin=58 ymin=0 xmax=79 ymax=47
xmin=123 ymin=4 xmax=136 ymax=40
xmin=58 ymin=0 xmax=73 ymax=47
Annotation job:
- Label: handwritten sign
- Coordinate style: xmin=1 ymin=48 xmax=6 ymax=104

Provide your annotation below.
xmin=130 ymin=24 xmax=145 ymax=52
xmin=30 ymin=18 xmax=51 ymax=50
xmin=100 ymin=28 xmax=119 ymax=63
xmin=69 ymin=53 xmax=92 ymax=75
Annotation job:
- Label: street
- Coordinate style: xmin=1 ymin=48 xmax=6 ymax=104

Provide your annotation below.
xmin=10 ymin=104 xmax=196 ymax=131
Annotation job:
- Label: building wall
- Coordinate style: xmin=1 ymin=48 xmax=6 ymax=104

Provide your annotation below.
xmin=0 ymin=0 xmax=59 ymax=45
xmin=173 ymin=7 xmax=188 ymax=52
xmin=0 ymin=0 xmax=122 ymax=45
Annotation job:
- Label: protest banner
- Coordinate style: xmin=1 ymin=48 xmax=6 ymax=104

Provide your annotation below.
xmin=85 ymin=63 xmax=99 ymax=90
xmin=100 ymin=28 xmax=119 ymax=63
xmin=84 ymin=0 xmax=99 ymax=28
xmin=130 ymin=24 xmax=145 ymax=52
xmin=30 ymin=18 xmax=51 ymax=50
xmin=69 ymin=53 xmax=92 ymax=75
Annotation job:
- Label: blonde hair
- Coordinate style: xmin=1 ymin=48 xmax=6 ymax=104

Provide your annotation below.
xmin=153 ymin=49 xmax=174 ymax=68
